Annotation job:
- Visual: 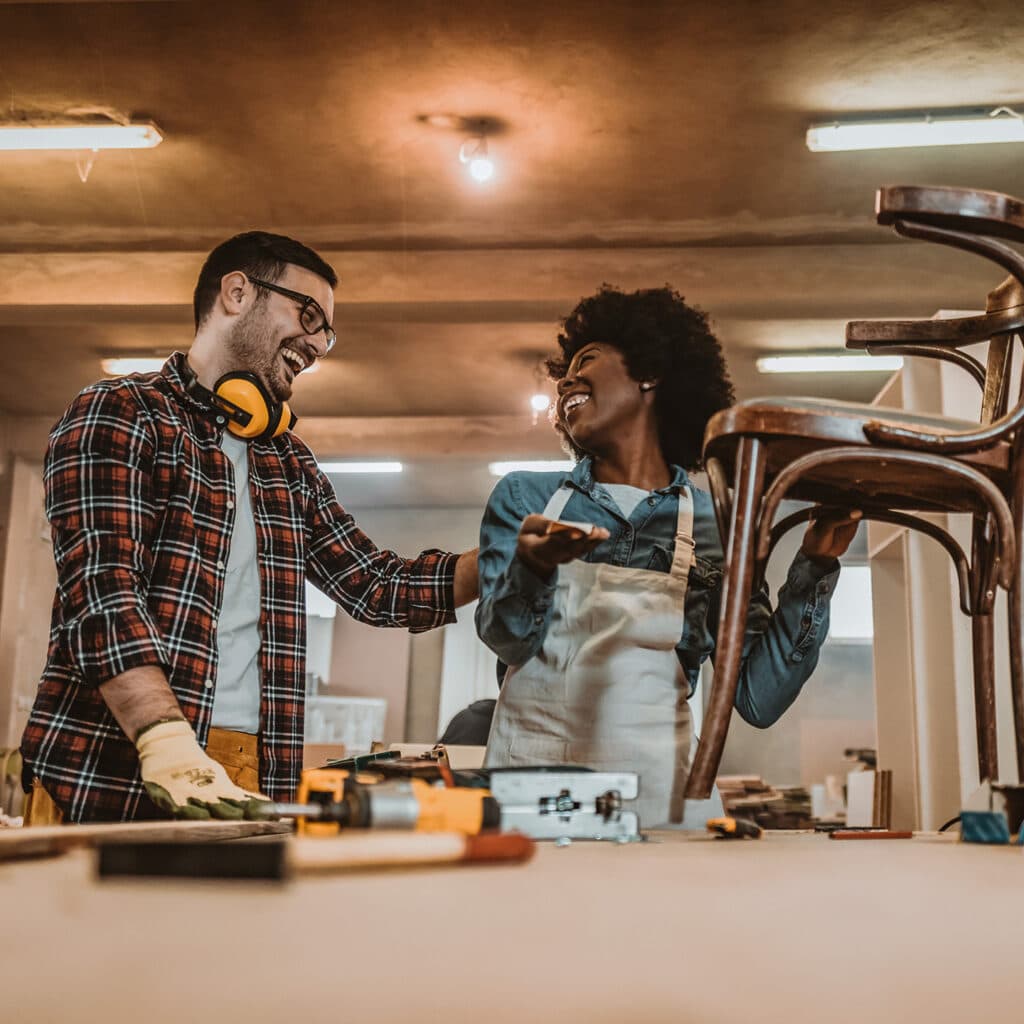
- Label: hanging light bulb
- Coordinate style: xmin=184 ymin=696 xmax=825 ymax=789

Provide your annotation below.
xmin=459 ymin=134 xmax=495 ymax=183
xmin=529 ymin=359 xmax=551 ymax=425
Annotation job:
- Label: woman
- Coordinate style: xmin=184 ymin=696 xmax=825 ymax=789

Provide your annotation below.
xmin=475 ymin=285 xmax=859 ymax=827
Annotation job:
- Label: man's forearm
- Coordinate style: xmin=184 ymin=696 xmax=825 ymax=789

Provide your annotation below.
xmin=453 ymin=548 xmax=480 ymax=607
xmin=98 ymin=665 xmax=185 ymax=743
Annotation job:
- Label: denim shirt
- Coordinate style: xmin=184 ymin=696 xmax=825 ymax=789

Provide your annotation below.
xmin=475 ymin=457 xmax=840 ymax=728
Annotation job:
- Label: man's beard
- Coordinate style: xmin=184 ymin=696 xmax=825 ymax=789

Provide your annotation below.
xmin=225 ymin=303 xmax=292 ymax=402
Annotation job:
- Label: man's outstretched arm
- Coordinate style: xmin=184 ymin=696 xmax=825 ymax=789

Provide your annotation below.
xmin=453 ymin=548 xmax=479 ymax=606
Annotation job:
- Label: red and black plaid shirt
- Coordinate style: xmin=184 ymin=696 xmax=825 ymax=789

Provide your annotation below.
xmin=21 ymin=353 xmax=457 ymax=822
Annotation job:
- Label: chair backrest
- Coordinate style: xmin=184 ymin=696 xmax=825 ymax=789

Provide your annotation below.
xmin=980 ymin=276 xmax=1022 ymax=427
xmin=877 ymin=185 xmax=1024 ymax=244
xmin=846 ymin=186 xmax=1024 ymax=453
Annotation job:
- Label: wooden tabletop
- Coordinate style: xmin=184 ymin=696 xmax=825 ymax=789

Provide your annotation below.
xmin=2 ymin=829 xmax=1020 ymax=1022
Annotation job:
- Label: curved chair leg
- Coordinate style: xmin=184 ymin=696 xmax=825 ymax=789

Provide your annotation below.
xmin=970 ymin=516 xmax=999 ymax=781
xmin=755 ymin=446 xmax=1016 ymax=592
xmin=1008 ymin=578 xmax=1024 ymax=781
xmin=751 ymin=446 xmax=1013 ymax=782
xmin=705 ymin=456 xmax=732 ymax=551
xmin=1008 ymin=434 xmax=1024 ymax=779
xmin=686 ymin=437 xmax=766 ymax=800
xmin=972 ymin=613 xmax=998 ymax=782
xmin=763 ymin=505 xmax=977 ymax=616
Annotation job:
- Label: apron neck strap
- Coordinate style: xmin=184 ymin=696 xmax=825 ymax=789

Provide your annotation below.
xmin=670 ymin=485 xmax=696 ymax=578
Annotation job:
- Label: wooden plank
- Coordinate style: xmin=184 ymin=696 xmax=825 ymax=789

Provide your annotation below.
xmin=0 ymin=819 xmax=292 ymax=861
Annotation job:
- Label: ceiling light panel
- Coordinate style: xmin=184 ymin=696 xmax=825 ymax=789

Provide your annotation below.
xmin=489 ymin=460 xmax=575 ymax=476
xmin=756 ymin=354 xmax=903 ymax=374
xmin=0 ymin=121 xmax=163 ymax=151
xmin=318 ymin=462 xmax=403 ymax=474
xmin=807 ymin=109 xmax=1024 ymax=152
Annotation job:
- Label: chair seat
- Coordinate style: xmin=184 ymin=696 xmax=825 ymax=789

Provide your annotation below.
xmin=704 ymin=396 xmax=1009 ymax=513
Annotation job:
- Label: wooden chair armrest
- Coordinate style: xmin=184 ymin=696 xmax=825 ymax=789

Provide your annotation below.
xmin=846 ymin=306 xmax=1024 ymax=349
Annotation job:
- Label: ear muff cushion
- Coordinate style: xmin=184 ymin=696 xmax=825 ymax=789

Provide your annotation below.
xmin=270 ymin=402 xmax=294 ymax=438
xmin=216 ymin=376 xmax=272 ymax=439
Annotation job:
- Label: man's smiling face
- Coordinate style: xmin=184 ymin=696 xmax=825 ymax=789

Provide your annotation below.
xmin=226 ymin=264 xmax=336 ymax=402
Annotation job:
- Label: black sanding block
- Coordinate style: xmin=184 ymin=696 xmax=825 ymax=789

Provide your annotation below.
xmin=97 ymin=840 xmax=287 ymax=881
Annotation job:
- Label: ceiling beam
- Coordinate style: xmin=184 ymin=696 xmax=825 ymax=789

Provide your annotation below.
xmin=0 ymin=243 xmax=1003 ymax=319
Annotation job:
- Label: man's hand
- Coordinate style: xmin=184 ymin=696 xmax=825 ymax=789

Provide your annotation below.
xmin=516 ymin=515 xmax=610 ymax=581
xmin=135 ymin=720 xmax=268 ymax=820
xmin=800 ymin=507 xmax=863 ymax=564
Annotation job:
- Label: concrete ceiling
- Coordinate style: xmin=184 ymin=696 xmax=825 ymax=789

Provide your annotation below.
xmin=1 ymin=0 xmax=1023 ymax=506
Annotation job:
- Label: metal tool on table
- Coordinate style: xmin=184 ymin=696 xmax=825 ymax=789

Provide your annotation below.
xmin=487 ymin=768 xmax=640 ymax=842
xmin=264 ymin=765 xmax=641 ymax=842
xmin=706 ymin=816 xmax=763 ymax=840
xmin=326 ymin=743 xmax=486 ymax=787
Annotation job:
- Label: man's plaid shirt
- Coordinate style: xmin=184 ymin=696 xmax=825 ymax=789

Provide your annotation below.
xmin=21 ymin=353 xmax=457 ymax=822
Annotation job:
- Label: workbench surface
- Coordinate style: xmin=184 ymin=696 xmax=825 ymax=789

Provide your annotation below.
xmin=3 ymin=829 xmax=1019 ymax=1022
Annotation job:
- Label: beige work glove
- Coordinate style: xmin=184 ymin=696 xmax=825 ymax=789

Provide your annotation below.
xmin=136 ymin=720 xmax=267 ymax=820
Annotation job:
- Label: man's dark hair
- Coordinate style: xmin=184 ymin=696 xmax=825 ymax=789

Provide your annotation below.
xmin=547 ymin=284 xmax=735 ymax=470
xmin=192 ymin=231 xmax=338 ymax=328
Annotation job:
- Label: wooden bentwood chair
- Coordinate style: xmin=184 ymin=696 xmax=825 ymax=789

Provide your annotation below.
xmin=686 ymin=185 xmax=1024 ymax=800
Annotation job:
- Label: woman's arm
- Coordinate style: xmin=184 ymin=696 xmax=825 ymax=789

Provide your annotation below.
xmin=730 ymin=509 xmax=861 ymax=726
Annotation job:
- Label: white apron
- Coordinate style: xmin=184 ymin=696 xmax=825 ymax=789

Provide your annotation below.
xmin=485 ymin=484 xmax=701 ymax=827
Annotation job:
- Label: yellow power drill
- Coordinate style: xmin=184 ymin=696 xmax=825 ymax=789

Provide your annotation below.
xmin=267 ymin=768 xmax=500 ymax=837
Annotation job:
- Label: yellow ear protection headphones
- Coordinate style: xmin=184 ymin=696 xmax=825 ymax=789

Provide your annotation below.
xmin=186 ymin=370 xmax=297 ymax=441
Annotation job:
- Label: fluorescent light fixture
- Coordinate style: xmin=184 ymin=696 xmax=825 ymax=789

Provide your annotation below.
xmin=806 ymin=108 xmax=1024 ymax=152
xmin=0 ymin=120 xmax=163 ymax=151
xmin=318 ymin=461 xmax=403 ymax=474
xmin=489 ymin=460 xmax=575 ymax=476
xmin=102 ymin=357 xmax=166 ymax=375
xmin=757 ymin=354 xmax=903 ymax=374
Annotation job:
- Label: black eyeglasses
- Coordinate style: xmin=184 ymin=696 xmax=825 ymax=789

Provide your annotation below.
xmin=248 ymin=276 xmax=337 ymax=353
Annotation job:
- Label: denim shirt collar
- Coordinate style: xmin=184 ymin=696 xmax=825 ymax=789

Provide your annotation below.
xmin=564 ymin=455 xmax=690 ymax=496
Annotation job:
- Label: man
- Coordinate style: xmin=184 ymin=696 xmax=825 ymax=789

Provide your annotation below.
xmin=21 ymin=231 xmax=478 ymax=823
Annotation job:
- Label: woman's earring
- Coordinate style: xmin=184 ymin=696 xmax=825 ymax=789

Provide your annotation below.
xmin=640 ymin=382 xmax=655 ymax=392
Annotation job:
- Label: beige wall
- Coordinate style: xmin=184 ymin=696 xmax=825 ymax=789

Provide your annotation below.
xmin=320 ymin=505 xmax=484 ymax=745
xmin=0 ymin=449 xmax=57 ymax=750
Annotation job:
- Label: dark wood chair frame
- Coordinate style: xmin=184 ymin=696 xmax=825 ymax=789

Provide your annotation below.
xmin=686 ymin=185 xmax=1024 ymax=800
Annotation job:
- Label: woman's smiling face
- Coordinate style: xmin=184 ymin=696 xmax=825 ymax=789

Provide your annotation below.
xmin=555 ymin=342 xmax=648 ymax=455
